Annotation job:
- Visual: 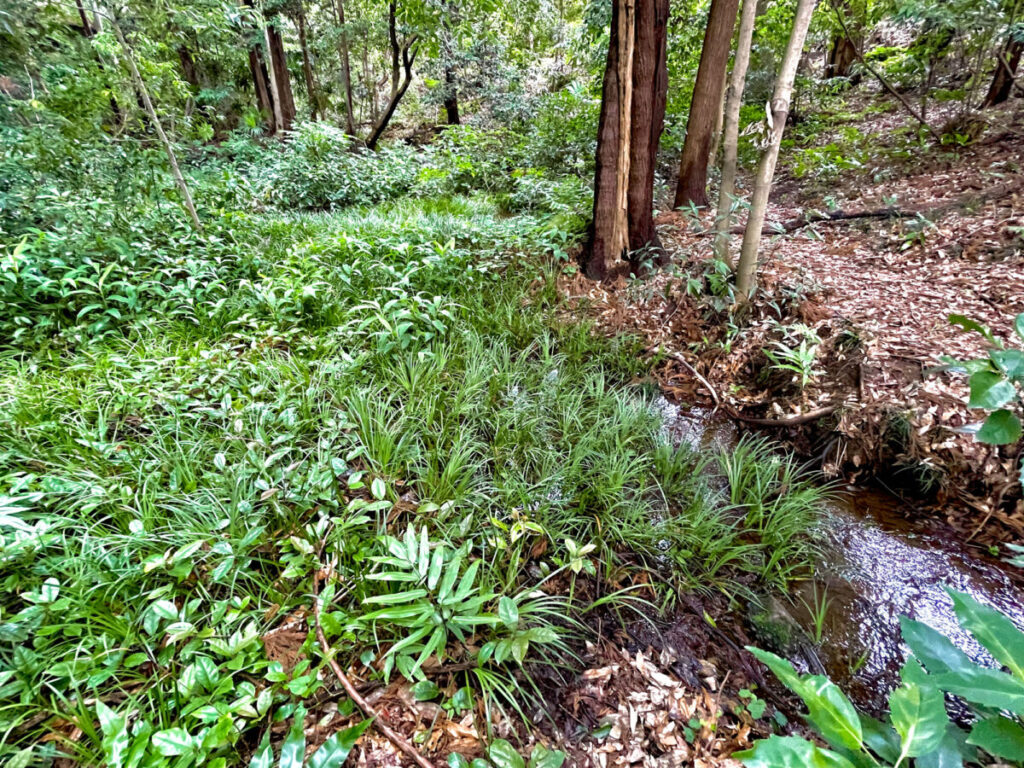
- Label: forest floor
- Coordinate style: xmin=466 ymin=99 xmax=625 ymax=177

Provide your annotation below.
xmin=561 ymin=89 xmax=1024 ymax=553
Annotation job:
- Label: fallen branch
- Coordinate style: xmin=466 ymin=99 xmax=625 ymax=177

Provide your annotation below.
xmin=664 ymin=351 xmax=721 ymax=410
xmin=725 ymin=404 xmax=838 ymax=427
xmin=727 ymin=206 xmax=913 ymax=235
xmin=312 ymin=543 xmax=435 ymax=768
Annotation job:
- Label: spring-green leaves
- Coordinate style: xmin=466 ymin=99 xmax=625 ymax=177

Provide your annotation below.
xmin=947 ymin=591 xmax=1024 ymax=681
xmin=968 ymin=371 xmax=1016 ymax=409
xmin=736 ymin=735 xmax=857 ymax=768
xmin=889 ymin=680 xmax=947 ymax=761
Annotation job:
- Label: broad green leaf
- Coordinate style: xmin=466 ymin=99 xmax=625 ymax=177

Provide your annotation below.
xmin=498 ymin=597 xmax=519 ymax=629
xmin=151 ymin=599 xmax=179 ymax=621
xmin=976 ymin=409 xmax=1022 ymax=444
xmin=949 ymin=314 xmax=997 ymax=345
xmin=968 ymin=371 xmax=1015 ymax=409
xmin=5 ymin=747 xmax=34 ymax=768
xmin=528 ymin=744 xmax=566 ymax=768
xmin=747 ymin=648 xmax=807 ymax=697
xmin=487 ymin=739 xmax=526 ymax=768
xmin=859 ymin=713 xmax=901 ymax=764
xmin=309 ymin=719 xmax=373 ymax=768
xmin=427 ymin=546 xmax=444 ymax=590
xmin=448 ymin=755 xmax=471 ymax=768
xmin=411 ymin=680 xmax=440 ymax=701
xmin=735 ymin=735 xmax=858 ymax=768
xmin=967 ymin=716 xmax=1024 ymax=761
xmin=363 ymin=589 xmax=428 ymax=605
xmin=948 ymin=590 xmax=1024 ymax=681
xmin=278 ymin=713 xmax=306 ymax=768
xmin=152 ymin=728 xmax=193 ymax=757
xmin=992 ymin=349 xmax=1024 ymax=382
xmin=889 ymin=680 xmax=948 ymax=760
xmin=1015 ymin=313 xmax=1024 ymax=343
xmin=930 ymin=665 xmax=1024 ymax=712
xmin=900 ymin=618 xmax=975 ymax=676
xmin=802 ymin=675 xmax=864 ymax=753
xmin=96 ymin=701 xmax=129 ymax=768
xmin=371 ymin=477 xmax=386 ymax=500
xmin=916 ymin=726 xmax=968 ymax=768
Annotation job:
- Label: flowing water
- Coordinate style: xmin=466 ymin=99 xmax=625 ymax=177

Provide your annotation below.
xmin=657 ymin=398 xmax=1024 ymax=712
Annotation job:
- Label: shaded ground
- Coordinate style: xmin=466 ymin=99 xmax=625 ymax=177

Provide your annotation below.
xmin=561 ymin=91 xmax=1024 ymax=550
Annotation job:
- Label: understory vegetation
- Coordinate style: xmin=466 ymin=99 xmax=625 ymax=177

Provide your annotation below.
xmin=0 ymin=127 xmax=827 ymax=766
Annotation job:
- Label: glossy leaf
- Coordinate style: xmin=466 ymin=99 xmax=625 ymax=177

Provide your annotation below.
xmin=735 ymin=735 xmax=858 ymax=768
xmin=890 ymin=679 xmax=948 ymax=759
xmin=967 ymin=716 xmax=1024 ymax=761
xmin=488 ymin=738 xmax=526 ymax=768
xmin=976 ymin=409 xmax=1022 ymax=445
xmin=309 ymin=719 xmax=373 ymax=768
xmin=948 ymin=590 xmax=1024 ymax=680
xmin=949 ymin=314 xmax=997 ymax=345
xmin=900 ymin=617 xmax=975 ymax=677
xmin=968 ymin=371 xmax=1015 ymax=409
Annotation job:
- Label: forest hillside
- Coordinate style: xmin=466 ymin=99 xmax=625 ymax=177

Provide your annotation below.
xmin=2 ymin=1 xmax=1023 ymax=767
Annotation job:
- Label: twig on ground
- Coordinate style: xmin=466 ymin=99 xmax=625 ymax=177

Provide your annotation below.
xmin=726 ymin=405 xmax=838 ymax=427
xmin=312 ymin=540 xmax=436 ymax=768
xmin=664 ymin=351 xmax=721 ymax=410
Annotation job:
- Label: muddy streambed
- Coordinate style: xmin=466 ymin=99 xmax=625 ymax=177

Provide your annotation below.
xmin=658 ymin=398 xmax=1024 ymax=714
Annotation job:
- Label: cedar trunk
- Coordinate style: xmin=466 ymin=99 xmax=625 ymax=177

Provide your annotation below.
xmin=982 ymin=36 xmax=1023 ymax=108
xmin=265 ymin=18 xmax=296 ymax=133
xmin=581 ymin=0 xmax=669 ymax=280
xmin=444 ymin=66 xmax=461 ymax=125
xmin=295 ymin=3 xmax=319 ymax=120
xmin=673 ymin=0 xmax=740 ymax=209
xmin=336 ymin=0 xmax=357 ymax=135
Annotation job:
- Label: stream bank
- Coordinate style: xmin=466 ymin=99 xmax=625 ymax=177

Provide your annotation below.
xmin=661 ymin=399 xmax=1024 ymax=715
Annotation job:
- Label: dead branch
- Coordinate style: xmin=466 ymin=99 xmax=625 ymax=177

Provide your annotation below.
xmin=725 ymin=405 xmax=838 ymax=426
xmin=727 ymin=206 xmax=914 ymax=235
xmin=312 ymin=542 xmax=436 ymax=768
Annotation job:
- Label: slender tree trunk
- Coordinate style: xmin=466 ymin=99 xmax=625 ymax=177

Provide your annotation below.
xmin=713 ymin=0 xmax=758 ymax=265
xmin=365 ymin=2 xmax=418 ymax=150
xmin=707 ymin=71 xmax=729 ymax=170
xmin=982 ymin=36 xmax=1023 ymax=107
xmin=75 ymin=0 xmax=122 ymax=126
xmin=111 ymin=17 xmax=201 ymax=230
xmin=441 ymin=3 xmax=461 ymax=125
xmin=581 ymin=0 xmax=669 ymax=279
xmin=673 ymin=0 xmax=741 ymax=209
xmin=248 ymin=46 xmax=274 ymax=130
xmin=178 ymin=45 xmax=200 ymax=90
xmin=295 ymin=2 xmax=319 ymax=120
xmin=336 ymin=0 xmax=357 ymax=135
xmin=443 ymin=66 xmax=461 ymax=124
xmin=734 ymin=0 xmax=817 ymax=296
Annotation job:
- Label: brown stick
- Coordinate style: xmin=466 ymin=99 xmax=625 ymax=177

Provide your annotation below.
xmin=665 ymin=351 xmax=721 ymax=409
xmin=727 ymin=206 xmax=913 ymax=235
xmin=312 ymin=547 xmax=435 ymax=768
xmin=726 ymin=404 xmax=838 ymax=426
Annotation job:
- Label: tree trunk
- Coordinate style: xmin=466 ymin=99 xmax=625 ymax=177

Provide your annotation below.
xmin=673 ymin=0 xmax=741 ymax=209
xmin=713 ymin=0 xmax=758 ymax=265
xmin=336 ymin=0 xmax=357 ymax=135
xmin=627 ymin=0 xmax=669 ymax=259
xmin=365 ymin=2 xmax=418 ymax=150
xmin=443 ymin=66 xmax=461 ymax=124
xmin=982 ymin=36 xmax=1023 ymax=107
xmin=111 ymin=17 xmax=201 ymax=230
xmin=707 ymin=71 xmax=729 ymax=170
xmin=734 ymin=0 xmax=817 ymax=296
xmin=581 ymin=0 xmax=669 ymax=280
xmin=441 ymin=3 xmax=461 ymax=125
xmin=825 ymin=32 xmax=858 ymax=78
xmin=248 ymin=46 xmax=274 ymax=130
xmin=264 ymin=16 xmax=296 ymax=133
xmin=295 ymin=2 xmax=319 ymax=120
xmin=178 ymin=45 xmax=201 ymax=90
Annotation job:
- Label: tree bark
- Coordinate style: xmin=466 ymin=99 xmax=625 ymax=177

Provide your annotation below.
xmin=111 ymin=17 xmax=201 ymax=230
xmin=734 ymin=0 xmax=817 ymax=296
xmin=707 ymin=70 xmax=729 ymax=170
xmin=295 ymin=2 xmax=319 ymax=120
xmin=580 ymin=0 xmax=669 ymax=280
xmin=365 ymin=2 xmax=418 ymax=150
xmin=248 ymin=45 xmax=274 ymax=130
xmin=982 ymin=36 xmax=1023 ymax=108
xmin=627 ymin=0 xmax=669 ymax=259
xmin=825 ymin=32 xmax=858 ymax=78
xmin=336 ymin=0 xmax=357 ymax=135
xmin=264 ymin=16 xmax=296 ymax=133
xmin=443 ymin=66 xmax=461 ymax=124
xmin=713 ymin=0 xmax=758 ymax=266
xmin=673 ymin=0 xmax=741 ymax=209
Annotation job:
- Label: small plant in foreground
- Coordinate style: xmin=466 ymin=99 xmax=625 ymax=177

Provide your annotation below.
xmin=739 ymin=588 xmax=1024 ymax=768
xmin=449 ymin=740 xmax=566 ymax=768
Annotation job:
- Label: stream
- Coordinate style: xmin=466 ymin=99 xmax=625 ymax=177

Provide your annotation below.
xmin=658 ymin=398 xmax=1024 ymax=713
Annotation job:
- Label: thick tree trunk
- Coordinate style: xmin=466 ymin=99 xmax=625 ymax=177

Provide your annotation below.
xmin=627 ymin=0 xmax=669 ymax=259
xmin=295 ymin=3 xmax=319 ymax=120
xmin=365 ymin=2 xmax=418 ymax=150
xmin=825 ymin=32 xmax=858 ymax=78
xmin=982 ymin=36 xmax=1023 ymax=108
xmin=111 ymin=17 xmax=201 ymax=230
xmin=581 ymin=0 xmax=669 ymax=280
xmin=583 ymin=0 xmax=635 ymax=280
xmin=734 ymin=0 xmax=817 ymax=296
xmin=248 ymin=46 xmax=274 ymax=130
xmin=673 ymin=0 xmax=741 ymax=209
xmin=713 ymin=0 xmax=758 ymax=265
xmin=336 ymin=0 xmax=357 ymax=135
xmin=178 ymin=45 xmax=200 ymax=90
xmin=264 ymin=18 xmax=296 ymax=133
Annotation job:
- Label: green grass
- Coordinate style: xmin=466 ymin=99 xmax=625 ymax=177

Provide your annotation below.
xmin=0 ymin=192 xmax=828 ymax=766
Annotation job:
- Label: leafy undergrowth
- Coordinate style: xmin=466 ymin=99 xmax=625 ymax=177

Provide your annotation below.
xmin=0 ymin=183 xmax=828 ymax=766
